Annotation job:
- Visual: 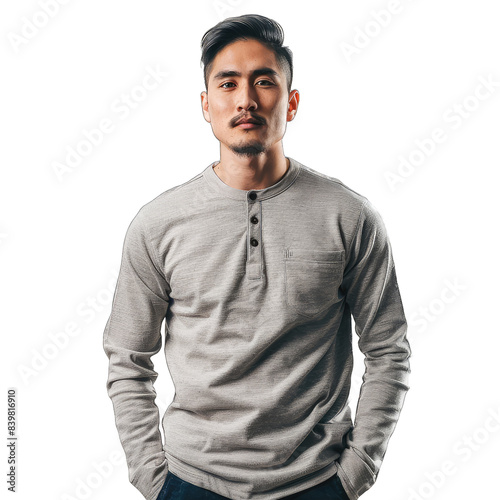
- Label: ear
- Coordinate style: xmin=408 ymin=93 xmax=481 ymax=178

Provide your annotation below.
xmin=286 ymin=90 xmax=300 ymax=122
xmin=201 ymin=91 xmax=211 ymax=123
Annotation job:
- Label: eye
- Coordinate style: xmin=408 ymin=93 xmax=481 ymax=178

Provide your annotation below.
xmin=220 ymin=82 xmax=236 ymax=88
xmin=256 ymin=80 xmax=274 ymax=86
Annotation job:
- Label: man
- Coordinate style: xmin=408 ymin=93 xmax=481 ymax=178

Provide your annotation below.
xmin=103 ymin=14 xmax=411 ymax=500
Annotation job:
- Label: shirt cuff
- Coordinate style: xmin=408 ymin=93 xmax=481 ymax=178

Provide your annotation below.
xmin=336 ymin=447 xmax=376 ymax=499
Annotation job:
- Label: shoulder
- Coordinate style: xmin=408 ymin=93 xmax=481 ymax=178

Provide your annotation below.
xmin=131 ymin=168 xmax=206 ymax=229
xmin=293 ymin=158 xmax=371 ymax=216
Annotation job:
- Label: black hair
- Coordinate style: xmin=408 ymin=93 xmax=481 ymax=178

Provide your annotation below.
xmin=200 ymin=14 xmax=293 ymax=92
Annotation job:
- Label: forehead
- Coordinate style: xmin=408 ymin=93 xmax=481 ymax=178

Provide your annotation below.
xmin=209 ymin=38 xmax=282 ymax=76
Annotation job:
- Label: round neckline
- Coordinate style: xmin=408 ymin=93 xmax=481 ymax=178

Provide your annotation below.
xmin=203 ymin=157 xmax=301 ymax=201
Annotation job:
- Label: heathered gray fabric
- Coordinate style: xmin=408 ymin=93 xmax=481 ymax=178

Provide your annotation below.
xmin=103 ymin=157 xmax=411 ymax=500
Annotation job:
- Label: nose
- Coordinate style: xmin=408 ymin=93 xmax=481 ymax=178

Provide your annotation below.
xmin=236 ymin=83 xmax=258 ymax=112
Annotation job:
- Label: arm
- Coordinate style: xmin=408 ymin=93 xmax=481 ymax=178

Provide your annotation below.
xmin=336 ymin=199 xmax=411 ymax=499
xmin=103 ymin=208 xmax=169 ymax=500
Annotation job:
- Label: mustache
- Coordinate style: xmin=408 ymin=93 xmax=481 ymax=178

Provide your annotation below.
xmin=230 ymin=112 xmax=266 ymax=127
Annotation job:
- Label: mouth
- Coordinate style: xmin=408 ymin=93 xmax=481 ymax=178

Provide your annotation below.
xmin=233 ymin=114 xmax=266 ymax=129
xmin=236 ymin=122 xmax=263 ymax=129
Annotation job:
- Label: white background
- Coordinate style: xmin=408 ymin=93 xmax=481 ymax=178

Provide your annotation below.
xmin=1 ymin=1 xmax=499 ymax=499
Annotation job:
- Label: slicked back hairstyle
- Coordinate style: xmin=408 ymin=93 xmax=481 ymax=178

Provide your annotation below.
xmin=201 ymin=14 xmax=293 ymax=93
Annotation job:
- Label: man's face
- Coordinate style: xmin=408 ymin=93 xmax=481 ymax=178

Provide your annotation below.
xmin=201 ymin=38 xmax=299 ymax=157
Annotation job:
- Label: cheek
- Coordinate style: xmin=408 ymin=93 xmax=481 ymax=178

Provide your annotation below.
xmin=269 ymin=98 xmax=289 ymax=124
xmin=209 ymin=102 xmax=232 ymax=127
xmin=269 ymin=105 xmax=288 ymax=132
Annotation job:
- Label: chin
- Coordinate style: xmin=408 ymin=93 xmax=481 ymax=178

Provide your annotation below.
xmin=226 ymin=136 xmax=264 ymax=153
xmin=231 ymin=145 xmax=266 ymax=156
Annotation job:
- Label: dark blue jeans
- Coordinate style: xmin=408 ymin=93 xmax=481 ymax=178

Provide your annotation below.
xmin=155 ymin=470 xmax=350 ymax=500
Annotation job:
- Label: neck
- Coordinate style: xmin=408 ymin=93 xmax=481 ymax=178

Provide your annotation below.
xmin=214 ymin=143 xmax=289 ymax=191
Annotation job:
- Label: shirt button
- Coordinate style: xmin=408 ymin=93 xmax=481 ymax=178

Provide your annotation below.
xmin=250 ymin=238 xmax=259 ymax=247
xmin=250 ymin=216 xmax=259 ymax=224
xmin=248 ymin=191 xmax=257 ymax=200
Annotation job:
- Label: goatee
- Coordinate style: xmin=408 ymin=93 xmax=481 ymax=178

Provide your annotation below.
xmin=230 ymin=141 xmax=266 ymax=157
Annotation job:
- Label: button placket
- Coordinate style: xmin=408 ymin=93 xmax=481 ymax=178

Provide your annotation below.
xmin=247 ymin=191 xmax=262 ymax=279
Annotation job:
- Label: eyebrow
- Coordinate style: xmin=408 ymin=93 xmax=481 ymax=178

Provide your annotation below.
xmin=212 ymin=67 xmax=280 ymax=81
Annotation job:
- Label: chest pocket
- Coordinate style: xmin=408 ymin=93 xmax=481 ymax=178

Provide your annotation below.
xmin=284 ymin=248 xmax=345 ymax=318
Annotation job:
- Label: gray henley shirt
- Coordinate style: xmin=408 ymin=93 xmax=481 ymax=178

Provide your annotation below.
xmin=103 ymin=157 xmax=411 ymax=500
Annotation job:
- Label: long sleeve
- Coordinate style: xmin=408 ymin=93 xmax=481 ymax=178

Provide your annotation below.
xmin=336 ymin=199 xmax=411 ymax=499
xmin=103 ymin=208 xmax=170 ymax=500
